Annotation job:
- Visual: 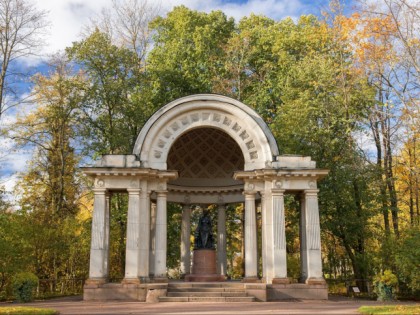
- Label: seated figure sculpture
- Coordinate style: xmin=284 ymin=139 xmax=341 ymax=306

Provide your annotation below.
xmin=194 ymin=210 xmax=215 ymax=249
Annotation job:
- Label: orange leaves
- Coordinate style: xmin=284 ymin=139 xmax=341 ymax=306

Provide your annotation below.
xmin=334 ymin=11 xmax=399 ymax=72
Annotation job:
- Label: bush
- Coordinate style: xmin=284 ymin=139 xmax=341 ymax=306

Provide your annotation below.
xmin=12 ymin=272 xmax=38 ymax=302
xmin=374 ymin=269 xmax=398 ymax=301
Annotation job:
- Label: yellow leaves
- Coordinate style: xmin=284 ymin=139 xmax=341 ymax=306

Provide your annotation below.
xmin=332 ymin=10 xmax=400 ymax=74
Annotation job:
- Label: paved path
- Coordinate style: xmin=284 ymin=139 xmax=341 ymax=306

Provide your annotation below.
xmin=1 ymin=296 xmax=418 ymax=314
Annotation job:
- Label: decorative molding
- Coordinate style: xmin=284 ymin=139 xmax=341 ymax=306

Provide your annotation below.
xmin=146 ymin=108 xmax=271 ymax=170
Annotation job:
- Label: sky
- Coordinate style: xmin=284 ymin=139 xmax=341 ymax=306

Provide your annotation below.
xmin=0 ymin=0 xmax=342 ymax=198
xmin=35 ymin=0 xmax=332 ymax=56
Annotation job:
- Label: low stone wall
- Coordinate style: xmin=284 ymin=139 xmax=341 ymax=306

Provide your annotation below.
xmin=83 ymin=283 xmax=168 ymax=302
xmin=244 ymin=283 xmax=328 ymax=301
xmin=267 ymin=283 xmax=328 ymax=300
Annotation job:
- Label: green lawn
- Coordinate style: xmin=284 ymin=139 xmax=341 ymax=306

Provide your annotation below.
xmin=359 ymin=305 xmax=420 ymax=314
xmin=0 ymin=306 xmax=58 ymax=315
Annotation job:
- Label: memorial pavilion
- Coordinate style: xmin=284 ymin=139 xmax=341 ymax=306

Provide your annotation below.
xmin=83 ymin=94 xmax=329 ymax=301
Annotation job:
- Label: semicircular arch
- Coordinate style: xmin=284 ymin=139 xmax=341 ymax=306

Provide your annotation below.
xmin=133 ymin=94 xmax=279 ymax=171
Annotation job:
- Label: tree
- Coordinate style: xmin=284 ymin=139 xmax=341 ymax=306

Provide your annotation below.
xmin=3 ymin=57 xmax=92 ymax=292
xmin=147 ymin=6 xmax=235 ymax=104
xmin=0 ymin=0 xmax=48 ymax=120
xmin=87 ymin=0 xmax=160 ymax=67
xmin=66 ymin=30 xmax=154 ymax=155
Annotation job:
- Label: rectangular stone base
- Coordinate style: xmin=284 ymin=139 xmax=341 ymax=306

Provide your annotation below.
xmin=84 ymin=282 xmax=327 ymax=302
xmin=267 ymin=283 xmax=328 ymax=300
xmin=83 ymin=283 xmax=168 ymax=302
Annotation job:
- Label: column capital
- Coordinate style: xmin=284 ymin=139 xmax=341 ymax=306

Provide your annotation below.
xmin=127 ymin=188 xmax=142 ymax=194
xmin=271 ymin=189 xmax=285 ymax=195
xmin=304 ymin=189 xmax=319 ymax=196
xmin=243 ymin=190 xmax=257 ymax=197
xmin=92 ymin=188 xmax=107 ymax=194
xmin=156 ymin=190 xmax=168 ymax=196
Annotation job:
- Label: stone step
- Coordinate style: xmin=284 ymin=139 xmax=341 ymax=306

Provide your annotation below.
xmin=168 ymin=291 xmax=248 ymax=297
xmin=169 ymin=287 xmax=245 ymax=292
xmin=159 ymin=296 xmax=256 ymax=302
xmin=168 ymin=282 xmax=244 ymax=288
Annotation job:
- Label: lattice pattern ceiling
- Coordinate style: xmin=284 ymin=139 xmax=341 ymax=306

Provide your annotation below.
xmin=167 ymin=128 xmax=244 ymax=179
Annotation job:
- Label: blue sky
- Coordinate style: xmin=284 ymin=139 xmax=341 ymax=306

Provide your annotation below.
xmin=0 ymin=0 xmax=352 ymax=197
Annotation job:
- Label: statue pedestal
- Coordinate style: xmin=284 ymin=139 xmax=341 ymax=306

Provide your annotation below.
xmin=185 ymin=249 xmax=225 ymax=282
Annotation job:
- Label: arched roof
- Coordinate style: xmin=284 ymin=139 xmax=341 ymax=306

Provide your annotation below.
xmin=133 ymin=94 xmax=279 ymax=171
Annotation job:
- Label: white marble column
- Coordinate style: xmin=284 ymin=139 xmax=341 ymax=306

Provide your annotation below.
xmin=260 ymin=192 xmax=267 ymax=282
xmin=271 ymin=188 xmax=288 ymax=283
xmin=138 ymin=187 xmax=150 ymax=281
xmin=154 ymin=191 xmax=168 ymax=280
xmin=89 ymin=188 xmax=108 ymax=282
xmin=103 ymin=193 xmax=111 ymax=279
xmin=262 ymin=183 xmax=276 ymax=283
xmin=124 ymin=188 xmax=141 ymax=283
xmin=300 ymin=194 xmax=307 ymax=282
xmin=244 ymin=191 xmax=258 ymax=280
xmin=217 ymin=204 xmax=227 ymax=276
xmin=180 ymin=204 xmax=191 ymax=276
xmin=301 ymin=189 xmax=324 ymax=284
xmin=149 ymin=201 xmax=156 ymax=278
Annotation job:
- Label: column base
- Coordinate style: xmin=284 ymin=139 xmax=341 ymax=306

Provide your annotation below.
xmin=242 ymin=277 xmax=260 ymax=283
xmin=272 ymin=278 xmax=290 ymax=284
xmin=84 ymin=278 xmax=107 ymax=288
xmin=122 ymin=278 xmax=141 ymax=285
xmin=305 ymin=278 xmax=326 ymax=285
xmin=152 ymin=276 xmax=168 ymax=283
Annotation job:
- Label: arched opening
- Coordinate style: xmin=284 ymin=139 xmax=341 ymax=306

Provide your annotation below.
xmin=167 ymin=127 xmax=244 ymax=187
xmin=165 ymin=127 xmax=246 ymax=279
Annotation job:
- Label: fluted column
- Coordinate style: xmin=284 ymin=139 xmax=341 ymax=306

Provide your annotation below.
xmin=260 ymin=192 xmax=267 ymax=282
xmin=244 ymin=191 xmax=258 ymax=280
xmin=300 ymin=194 xmax=307 ymax=282
xmin=124 ymin=188 xmax=141 ymax=283
xmin=271 ymin=188 xmax=288 ymax=283
xmin=180 ymin=204 xmax=191 ymax=276
xmin=217 ymin=204 xmax=227 ymax=276
xmin=103 ymin=193 xmax=111 ymax=279
xmin=154 ymin=191 xmax=168 ymax=281
xmin=149 ymin=201 xmax=156 ymax=278
xmin=301 ymin=189 xmax=324 ymax=284
xmin=138 ymin=188 xmax=150 ymax=281
xmin=88 ymin=188 xmax=107 ymax=282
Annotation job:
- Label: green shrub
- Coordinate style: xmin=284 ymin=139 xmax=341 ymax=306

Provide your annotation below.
xmin=374 ymin=269 xmax=398 ymax=301
xmin=12 ymin=272 xmax=39 ymax=302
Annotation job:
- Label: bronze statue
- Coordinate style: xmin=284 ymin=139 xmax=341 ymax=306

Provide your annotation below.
xmin=194 ymin=210 xmax=214 ymax=249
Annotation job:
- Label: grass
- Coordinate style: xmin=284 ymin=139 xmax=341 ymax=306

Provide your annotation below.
xmin=359 ymin=305 xmax=420 ymax=314
xmin=0 ymin=306 xmax=58 ymax=315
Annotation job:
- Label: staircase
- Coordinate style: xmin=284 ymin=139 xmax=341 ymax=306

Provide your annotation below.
xmin=158 ymin=282 xmax=256 ymax=302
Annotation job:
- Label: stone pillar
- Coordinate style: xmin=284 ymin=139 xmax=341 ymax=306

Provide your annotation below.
xmin=271 ymin=188 xmax=288 ymax=283
xmin=103 ymin=193 xmax=111 ymax=279
xmin=138 ymin=187 xmax=150 ymax=281
xmin=88 ymin=188 xmax=108 ymax=283
xmin=149 ymin=201 xmax=156 ymax=278
xmin=262 ymin=182 xmax=276 ymax=284
xmin=217 ymin=204 xmax=227 ymax=276
xmin=124 ymin=188 xmax=141 ymax=283
xmin=244 ymin=191 xmax=258 ymax=281
xmin=299 ymin=194 xmax=307 ymax=283
xmin=180 ymin=204 xmax=191 ymax=277
xmin=301 ymin=189 xmax=324 ymax=284
xmin=260 ymin=192 xmax=267 ymax=282
xmin=154 ymin=191 xmax=168 ymax=281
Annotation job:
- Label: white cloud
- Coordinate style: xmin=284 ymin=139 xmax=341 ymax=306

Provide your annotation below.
xmin=37 ymin=0 xmax=113 ymax=56
xmin=35 ymin=0 xmax=316 ymax=58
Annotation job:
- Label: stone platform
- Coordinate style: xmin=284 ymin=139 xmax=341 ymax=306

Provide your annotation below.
xmin=83 ymin=281 xmax=328 ymax=302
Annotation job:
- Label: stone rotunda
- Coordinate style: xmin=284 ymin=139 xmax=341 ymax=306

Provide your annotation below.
xmin=83 ymin=94 xmax=329 ymax=301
